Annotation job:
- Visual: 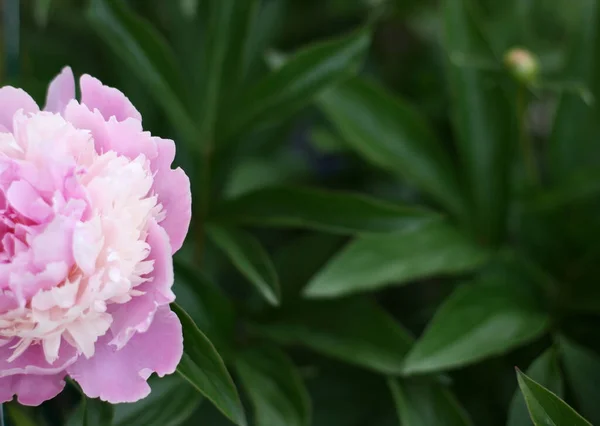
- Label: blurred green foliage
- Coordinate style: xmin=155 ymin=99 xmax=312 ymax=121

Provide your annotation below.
xmin=3 ymin=0 xmax=600 ymax=424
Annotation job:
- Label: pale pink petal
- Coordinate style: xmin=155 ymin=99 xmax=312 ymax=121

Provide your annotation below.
xmin=80 ymin=75 xmax=142 ymax=122
xmin=30 ymin=215 xmax=75 ymax=268
xmin=6 ymin=180 xmax=53 ymax=223
xmin=0 ymin=339 xmax=78 ymax=377
xmin=109 ymin=219 xmax=174 ymax=348
xmin=152 ymin=138 xmax=191 ymax=253
xmin=64 ymin=101 xmax=156 ymax=159
xmin=44 ymin=67 xmax=75 ymax=114
xmin=72 ymin=217 xmax=103 ymax=275
xmin=0 ymin=373 xmax=66 ymax=406
xmin=0 ymin=87 xmax=39 ymax=131
xmin=67 ymin=306 xmax=182 ymax=403
xmin=10 ymin=261 xmax=69 ymax=301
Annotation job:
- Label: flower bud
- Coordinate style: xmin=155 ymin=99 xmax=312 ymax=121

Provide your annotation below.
xmin=504 ymin=47 xmax=539 ymax=84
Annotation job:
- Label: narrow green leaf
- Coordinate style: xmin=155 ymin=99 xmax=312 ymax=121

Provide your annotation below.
xmin=221 ymin=0 xmax=260 ymax=90
xmin=236 ymin=346 xmax=311 ymax=426
xmin=526 ymin=168 xmax=600 ymax=212
xmin=549 ymin=0 xmax=600 ymax=180
xmin=403 ymin=270 xmax=549 ymax=375
xmin=443 ymin=0 xmax=516 ymax=245
xmin=213 ymin=187 xmax=439 ymax=234
xmin=67 ymin=397 xmax=114 ymax=426
xmin=516 ymin=369 xmax=592 ymax=426
xmin=172 ymin=304 xmax=247 ymax=426
xmin=197 ymin=0 xmax=236 ymax=140
xmin=318 ymin=76 xmax=465 ymax=219
xmin=388 ymin=378 xmax=472 ymax=426
xmin=5 ymin=404 xmax=38 ymax=426
xmin=255 ymin=299 xmax=412 ymax=375
xmin=206 ymin=225 xmax=280 ymax=305
xmin=304 ymin=220 xmax=488 ymax=298
xmin=223 ymin=28 xmax=371 ymax=141
xmin=508 ymin=349 xmax=564 ymax=426
xmin=113 ymin=375 xmax=201 ymax=426
xmin=559 ymin=337 xmax=600 ymax=424
xmin=86 ymin=0 xmax=196 ymax=142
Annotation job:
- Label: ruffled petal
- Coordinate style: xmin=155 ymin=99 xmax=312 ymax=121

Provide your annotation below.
xmin=0 ymin=87 xmax=39 ymax=131
xmin=63 ymin=101 xmax=156 ymax=160
xmin=152 ymin=138 xmax=191 ymax=253
xmin=79 ymin=75 xmax=141 ymax=122
xmin=44 ymin=67 xmax=75 ymax=115
xmin=0 ymin=373 xmax=66 ymax=406
xmin=67 ymin=306 xmax=182 ymax=403
xmin=0 ymin=339 xmax=78 ymax=377
xmin=109 ymin=219 xmax=174 ymax=348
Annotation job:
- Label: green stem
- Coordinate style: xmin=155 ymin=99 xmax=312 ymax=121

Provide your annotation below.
xmin=517 ymin=85 xmax=539 ymax=185
xmin=2 ymin=0 xmax=20 ymax=81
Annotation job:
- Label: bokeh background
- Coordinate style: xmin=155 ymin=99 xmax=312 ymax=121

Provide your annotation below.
xmin=2 ymin=0 xmax=600 ymax=425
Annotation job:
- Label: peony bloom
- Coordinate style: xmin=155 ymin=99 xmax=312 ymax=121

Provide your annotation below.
xmin=0 ymin=67 xmax=191 ymax=405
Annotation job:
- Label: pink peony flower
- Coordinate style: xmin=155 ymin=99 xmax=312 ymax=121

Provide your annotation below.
xmin=0 ymin=67 xmax=191 ymax=405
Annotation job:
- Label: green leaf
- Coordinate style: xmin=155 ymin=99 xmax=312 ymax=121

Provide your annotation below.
xmin=388 ymin=378 xmax=472 ymax=426
xmin=222 ymin=27 xmax=371 ymax=141
xmin=559 ymin=337 xmax=600 ymax=424
xmin=236 ymin=346 xmax=311 ymax=426
xmin=113 ymin=375 xmax=201 ymax=426
xmin=403 ymin=270 xmax=549 ymax=375
xmin=5 ymin=404 xmax=38 ymax=426
xmin=254 ymin=299 xmax=412 ymax=374
xmin=516 ymin=369 xmax=592 ymax=426
xmin=318 ymin=76 xmax=465 ymax=219
xmin=526 ymin=168 xmax=600 ymax=212
xmin=508 ymin=349 xmax=564 ymax=426
xmin=196 ymin=0 xmax=235 ymax=140
xmin=304 ymin=220 xmax=488 ymax=298
xmin=221 ymin=0 xmax=260 ymax=90
xmin=549 ymin=0 xmax=600 ymax=180
xmin=213 ymin=187 xmax=439 ymax=234
xmin=443 ymin=0 xmax=516 ymax=245
xmin=206 ymin=224 xmax=280 ymax=305
xmin=172 ymin=304 xmax=247 ymax=426
xmin=67 ymin=397 xmax=114 ymax=426
xmin=86 ymin=0 xmax=196 ymax=142
xmin=173 ymin=262 xmax=236 ymax=356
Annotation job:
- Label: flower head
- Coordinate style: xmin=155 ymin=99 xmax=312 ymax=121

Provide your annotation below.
xmin=504 ymin=47 xmax=539 ymax=84
xmin=0 ymin=67 xmax=191 ymax=405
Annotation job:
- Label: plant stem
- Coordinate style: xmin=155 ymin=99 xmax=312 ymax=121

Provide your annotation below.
xmin=517 ymin=85 xmax=539 ymax=185
xmin=2 ymin=0 xmax=20 ymax=81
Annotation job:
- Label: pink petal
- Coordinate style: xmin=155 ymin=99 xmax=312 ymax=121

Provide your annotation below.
xmin=67 ymin=306 xmax=182 ymax=403
xmin=30 ymin=215 xmax=75 ymax=268
xmin=80 ymin=75 xmax=142 ymax=122
xmin=152 ymin=138 xmax=191 ymax=253
xmin=6 ymin=180 xmax=53 ymax=223
xmin=109 ymin=219 xmax=174 ymax=348
xmin=0 ymin=339 xmax=78 ymax=377
xmin=0 ymin=87 xmax=39 ymax=131
xmin=64 ymin=101 xmax=156 ymax=160
xmin=44 ymin=67 xmax=75 ymax=114
xmin=72 ymin=217 xmax=103 ymax=275
xmin=0 ymin=373 xmax=66 ymax=406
